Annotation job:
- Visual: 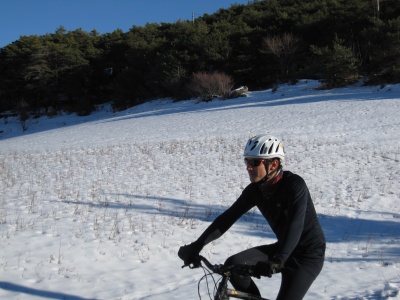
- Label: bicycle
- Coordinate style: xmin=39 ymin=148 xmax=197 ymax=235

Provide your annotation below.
xmin=183 ymin=255 xmax=270 ymax=300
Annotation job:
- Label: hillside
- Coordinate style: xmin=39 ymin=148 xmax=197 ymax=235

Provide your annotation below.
xmin=0 ymin=80 xmax=399 ymax=299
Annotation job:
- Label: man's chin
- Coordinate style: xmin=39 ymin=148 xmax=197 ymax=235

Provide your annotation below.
xmin=249 ymin=175 xmax=259 ymax=183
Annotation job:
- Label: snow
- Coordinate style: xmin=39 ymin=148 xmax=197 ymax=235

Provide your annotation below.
xmin=0 ymin=79 xmax=399 ymax=299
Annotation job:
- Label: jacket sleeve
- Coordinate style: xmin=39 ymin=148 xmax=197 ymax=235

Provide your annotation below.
xmin=195 ymin=185 xmax=256 ymax=247
xmin=276 ymin=175 xmax=309 ymax=262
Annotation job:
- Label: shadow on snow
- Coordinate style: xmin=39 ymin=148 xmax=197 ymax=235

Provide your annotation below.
xmin=60 ymin=192 xmax=400 ymax=262
xmin=0 ymin=281 xmax=95 ymax=300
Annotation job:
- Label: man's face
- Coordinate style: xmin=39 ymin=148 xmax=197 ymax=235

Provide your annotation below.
xmin=244 ymin=158 xmax=267 ymax=183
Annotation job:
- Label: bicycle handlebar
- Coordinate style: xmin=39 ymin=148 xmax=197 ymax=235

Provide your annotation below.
xmin=184 ymin=255 xmax=259 ymax=278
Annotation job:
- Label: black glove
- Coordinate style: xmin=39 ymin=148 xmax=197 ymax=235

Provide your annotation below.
xmin=255 ymin=256 xmax=284 ymax=278
xmin=178 ymin=241 xmax=203 ymax=266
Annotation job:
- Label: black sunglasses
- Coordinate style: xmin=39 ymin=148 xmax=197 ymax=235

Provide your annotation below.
xmin=244 ymin=158 xmax=265 ymax=167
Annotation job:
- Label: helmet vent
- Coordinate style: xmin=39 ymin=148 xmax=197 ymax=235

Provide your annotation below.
xmin=260 ymin=143 xmax=266 ymax=154
xmin=275 ymin=144 xmax=280 ymax=153
xmin=250 ymin=141 xmax=258 ymax=151
xmin=268 ymin=145 xmax=273 ymax=154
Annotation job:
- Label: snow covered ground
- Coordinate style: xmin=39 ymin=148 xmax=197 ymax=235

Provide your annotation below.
xmin=0 ymin=80 xmax=399 ymax=299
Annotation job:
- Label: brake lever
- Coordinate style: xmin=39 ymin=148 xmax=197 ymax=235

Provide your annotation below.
xmin=181 ymin=259 xmax=201 ymax=269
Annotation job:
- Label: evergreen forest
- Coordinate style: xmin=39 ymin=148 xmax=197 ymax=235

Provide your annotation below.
xmin=1 ymin=0 xmax=399 ymax=117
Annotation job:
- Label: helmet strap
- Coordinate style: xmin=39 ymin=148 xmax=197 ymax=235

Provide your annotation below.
xmin=263 ymin=159 xmax=281 ymax=181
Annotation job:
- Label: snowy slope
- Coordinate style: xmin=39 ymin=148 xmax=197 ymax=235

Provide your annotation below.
xmin=0 ymin=80 xmax=399 ymax=299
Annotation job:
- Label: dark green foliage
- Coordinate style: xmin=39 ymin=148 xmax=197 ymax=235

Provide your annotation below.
xmin=310 ymin=36 xmax=360 ymax=88
xmin=0 ymin=0 xmax=399 ymax=115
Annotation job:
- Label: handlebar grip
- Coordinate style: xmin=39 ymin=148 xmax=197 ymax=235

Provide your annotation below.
xmin=181 ymin=256 xmax=201 ymax=269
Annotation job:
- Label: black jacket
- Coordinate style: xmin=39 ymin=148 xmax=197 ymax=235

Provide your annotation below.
xmin=196 ymin=171 xmax=326 ymax=262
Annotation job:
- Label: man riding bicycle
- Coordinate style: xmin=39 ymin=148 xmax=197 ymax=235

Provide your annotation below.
xmin=178 ymin=134 xmax=326 ymax=300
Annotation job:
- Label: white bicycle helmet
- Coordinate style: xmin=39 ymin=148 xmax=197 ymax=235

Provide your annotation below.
xmin=244 ymin=134 xmax=285 ymax=160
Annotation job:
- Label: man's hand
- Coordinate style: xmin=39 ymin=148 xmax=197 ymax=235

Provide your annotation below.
xmin=178 ymin=241 xmax=203 ymax=266
xmin=255 ymin=256 xmax=284 ymax=278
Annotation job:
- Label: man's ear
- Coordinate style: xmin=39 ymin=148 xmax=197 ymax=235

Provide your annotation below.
xmin=271 ymin=159 xmax=280 ymax=171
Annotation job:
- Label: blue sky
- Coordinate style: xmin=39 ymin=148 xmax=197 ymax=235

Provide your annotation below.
xmin=0 ymin=0 xmax=250 ymax=48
